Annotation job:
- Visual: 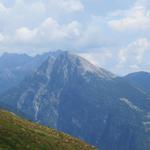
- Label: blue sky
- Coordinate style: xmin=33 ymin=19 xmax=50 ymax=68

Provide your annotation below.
xmin=0 ymin=0 xmax=150 ymax=75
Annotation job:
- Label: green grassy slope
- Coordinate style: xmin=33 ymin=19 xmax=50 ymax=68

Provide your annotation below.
xmin=0 ymin=109 xmax=97 ymax=150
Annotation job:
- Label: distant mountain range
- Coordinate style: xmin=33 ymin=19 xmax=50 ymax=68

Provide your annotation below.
xmin=0 ymin=51 xmax=62 ymax=94
xmin=0 ymin=51 xmax=149 ymax=150
xmin=125 ymin=71 xmax=150 ymax=94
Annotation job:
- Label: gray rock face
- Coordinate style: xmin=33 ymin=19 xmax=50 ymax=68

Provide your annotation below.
xmin=0 ymin=51 xmax=149 ymax=150
xmin=0 ymin=53 xmax=46 ymax=94
xmin=0 ymin=51 xmax=62 ymax=94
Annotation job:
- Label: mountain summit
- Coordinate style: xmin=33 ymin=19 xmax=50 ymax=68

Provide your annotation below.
xmin=36 ymin=51 xmax=116 ymax=81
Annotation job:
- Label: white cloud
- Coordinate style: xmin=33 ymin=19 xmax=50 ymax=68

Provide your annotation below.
xmin=108 ymin=5 xmax=150 ymax=31
xmin=0 ymin=0 xmax=150 ymax=75
xmin=39 ymin=17 xmax=67 ymax=41
xmin=44 ymin=0 xmax=84 ymax=16
xmin=0 ymin=0 xmax=84 ymax=32
xmin=0 ymin=2 xmax=9 ymax=13
xmin=14 ymin=17 xmax=81 ymax=44
xmin=0 ymin=3 xmax=8 ymax=12
xmin=116 ymin=38 xmax=150 ymax=74
xmin=77 ymin=25 xmax=101 ymax=48
xmin=0 ymin=33 xmax=4 ymax=42
xmin=0 ymin=0 xmax=84 ymax=45
xmin=0 ymin=2 xmax=9 ymax=24
xmin=56 ymin=0 xmax=84 ymax=12
xmin=129 ymin=64 xmax=141 ymax=72
xmin=16 ymin=27 xmax=37 ymax=41
xmin=118 ymin=49 xmax=127 ymax=64
xmin=118 ymin=38 xmax=150 ymax=64
xmin=79 ymin=50 xmax=112 ymax=67
xmin=65 ymin=21 xmax=81 ymax=38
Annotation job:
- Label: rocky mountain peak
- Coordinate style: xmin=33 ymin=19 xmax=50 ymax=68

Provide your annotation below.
xmin=42 ymin=51 xmax=116 ymax=81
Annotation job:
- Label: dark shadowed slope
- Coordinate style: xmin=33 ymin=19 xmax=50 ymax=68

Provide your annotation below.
xmin=125 ymin=71 xmax=150 ymax=93
xmin=0 ymin=109 xmax=97 ymax=150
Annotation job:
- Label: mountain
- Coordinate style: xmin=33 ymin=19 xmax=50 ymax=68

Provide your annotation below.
xmin=0 ymin=53 xmax=30 ymax=94
xmin=125 ymin=71 xmax=150 ymax=93
xmin=0 ymin=109 xmax=96 ymax=150
xmin=0 ymin=51 xmax=62 ymax=94
xmin=0 ymin=51 xmax=150 ymax=150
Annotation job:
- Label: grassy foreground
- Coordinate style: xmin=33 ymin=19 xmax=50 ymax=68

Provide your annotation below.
xmin=0 ymin=109 xmax=97 ymax=150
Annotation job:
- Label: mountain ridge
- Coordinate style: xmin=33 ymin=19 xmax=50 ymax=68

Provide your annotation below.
xmin=0 ymin=51 xmax=149 ymax=150
xmin=125 ymin=71 xmax=150 ymax=94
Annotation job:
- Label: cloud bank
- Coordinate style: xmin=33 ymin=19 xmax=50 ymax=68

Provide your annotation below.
xmin=0 ymin=0 xmax=150 ymax=75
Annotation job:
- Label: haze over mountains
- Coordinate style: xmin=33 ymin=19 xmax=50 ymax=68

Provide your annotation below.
xmin=0 ymin=51 xmax=149 ymax=150
xmin=0 ymin=51 xmax=64 ymax=94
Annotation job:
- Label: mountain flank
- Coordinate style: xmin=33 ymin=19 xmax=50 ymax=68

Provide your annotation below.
xmin=0 ymin=51 xmax=149 ymax=150
xmin=0 ymin=109 xmax=97 ymax=150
